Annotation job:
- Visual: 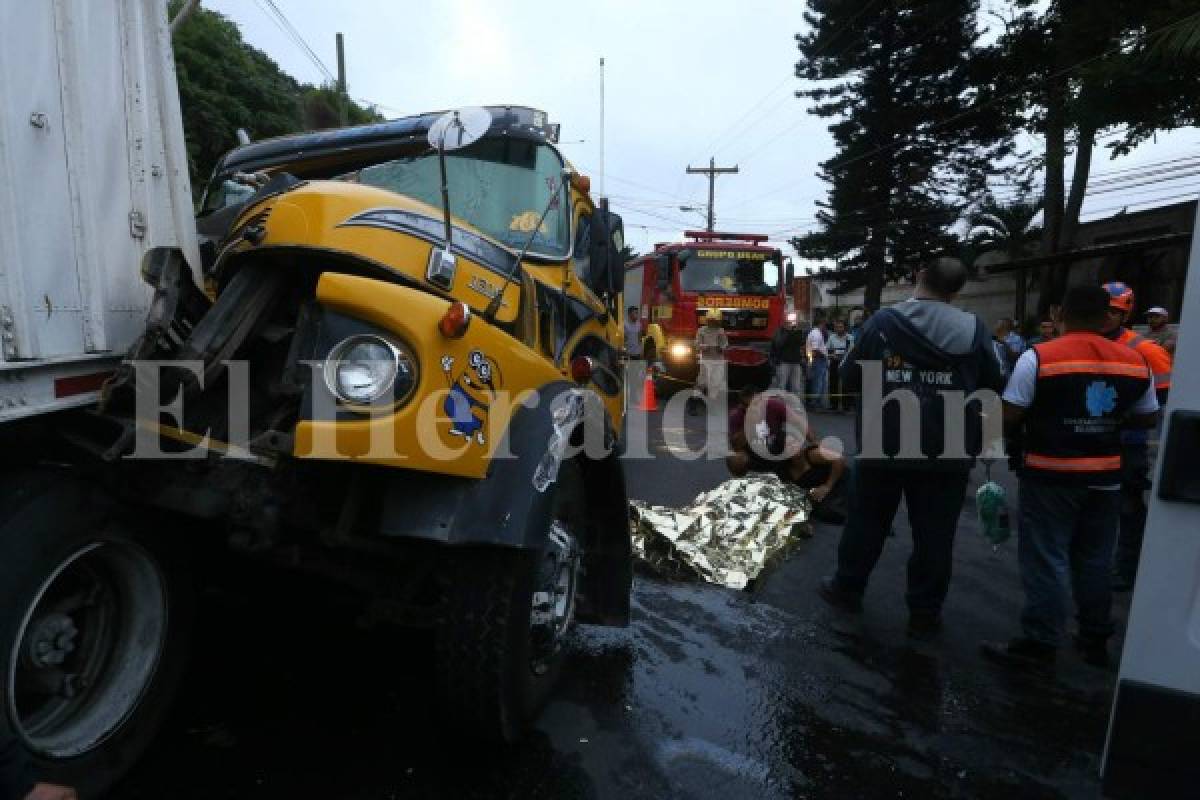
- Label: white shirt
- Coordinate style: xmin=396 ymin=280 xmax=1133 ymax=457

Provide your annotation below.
xmin=623 ymin=320 xmax=642 ymax=356
xmin=826 ymin=332 xmax=850 ymax=359
xmin=806 ymin=327 xmax=827 ymax=360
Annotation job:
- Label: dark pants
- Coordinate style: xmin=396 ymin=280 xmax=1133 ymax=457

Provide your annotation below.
xmin=1114 ymin=441 xmax=1150 ymax=583
xmin=829 ymin=357 xmax=844 ymax=410
xmin=1018 ymin=479 xmax=1120 ymax=645
xmin=834 ymin=462 xmax=971 ymax=613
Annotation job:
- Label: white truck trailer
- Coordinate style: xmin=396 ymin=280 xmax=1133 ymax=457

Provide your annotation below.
xmin=0 ymin=0 xmax=199 ymax=421
xmin=0 ymin=2 xmax=200 ymax=793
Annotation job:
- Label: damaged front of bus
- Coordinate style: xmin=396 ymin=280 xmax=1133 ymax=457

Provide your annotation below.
xmin=106 ymin=105 xmax=631 ymax=740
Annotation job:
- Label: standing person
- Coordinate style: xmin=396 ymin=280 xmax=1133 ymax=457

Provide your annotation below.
xmin=991 ymin=319 xmax=1014 ymax=381
xmin=693 ymin=309 xmax=728 ymax=414
xmin=1145 ymin=306 xmax=1177 ymax=356
xmin=850 ymin=309 xmax=866 ymax=340
xmin=770 ymin=312 xmax=808 ymax=394
xmin=981 ymin=286 xmax=1158 ymax=672
xmin=1003 ymin=317 xmax=1026 ymax=358
xmin=1100 ymin=282 xmax=1173 ymax=591
xmin=806 ymin=319 xmax=829 ymax=409
xmin=623 ymin=306 xmax=643 ymax=360
xmin=826 ymin=319 xmax=852 ymax=411
xmin=1027 ymin=318 xmax=1057 ymax=347
xmin=819 ymin=258 xmax=1004 ymax=637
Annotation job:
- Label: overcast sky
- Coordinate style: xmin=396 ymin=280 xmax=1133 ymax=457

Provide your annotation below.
xmin=203 ymin=0 xmax=1200 ymax=264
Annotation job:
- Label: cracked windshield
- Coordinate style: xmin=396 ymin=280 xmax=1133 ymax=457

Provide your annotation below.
xmin=353 ymin=138 xmax=569 ymax=257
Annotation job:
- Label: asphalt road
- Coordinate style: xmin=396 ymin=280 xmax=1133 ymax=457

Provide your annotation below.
xmin=114 ymin=378 xmax=1123 ymax=799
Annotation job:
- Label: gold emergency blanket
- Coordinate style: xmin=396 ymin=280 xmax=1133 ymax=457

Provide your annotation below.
xmin=629 ymin=474 xmax=812 ymax=590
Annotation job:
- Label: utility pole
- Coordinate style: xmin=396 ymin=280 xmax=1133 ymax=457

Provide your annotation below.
xmin=686 ymin=157 xmax=738 ymax=232
xmin=599 ymin=57 xmax=606 ymax=201
xmin=335 ymin=32 xmax=347 ymax=125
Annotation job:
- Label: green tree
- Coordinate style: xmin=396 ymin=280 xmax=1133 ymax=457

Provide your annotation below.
xmin=169 ymin=4 xmax=383 ymax=191
xmin=966 ymin=194 xmax=1041 ymax=321
xmin=791 ymin=0 xmax=1012 ymax=309
xmin=989 ymin=1 xmax=1200 ymax=313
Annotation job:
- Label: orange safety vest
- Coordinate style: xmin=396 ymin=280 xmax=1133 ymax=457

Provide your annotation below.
xmin=1023 ymin=332 xmax=1153 ymax=485
xmin=1117 ymin=328 xmax=1172 ymax=392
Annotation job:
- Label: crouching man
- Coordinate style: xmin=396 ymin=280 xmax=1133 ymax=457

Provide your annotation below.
xmin=727 ymin=386 xmax=847 ymax=522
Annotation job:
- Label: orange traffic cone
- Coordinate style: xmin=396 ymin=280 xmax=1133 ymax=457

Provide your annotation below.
xmin=639 ymin=370 xmax=658 ymax=412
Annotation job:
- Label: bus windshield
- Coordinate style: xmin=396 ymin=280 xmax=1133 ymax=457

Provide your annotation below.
xmin=348 ymin=137 xmax=570 ymax=259
xmin=679 ymin=253 xmax=780 ymax=296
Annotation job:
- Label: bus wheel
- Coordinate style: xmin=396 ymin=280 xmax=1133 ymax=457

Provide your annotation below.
xmin=434 ymin=464 xmax=583 ymax=741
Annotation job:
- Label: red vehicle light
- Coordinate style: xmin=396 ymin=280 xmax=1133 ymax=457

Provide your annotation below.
xmin=438 ymin=301 xmax=472 ymax=338
xmin=570 ymin=356 xmax=595 ymax=383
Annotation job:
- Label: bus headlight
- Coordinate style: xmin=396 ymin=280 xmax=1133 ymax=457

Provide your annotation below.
xmin=325 ymin=335 xmax=418 ymax=408
xmin=669 ymin=342 xmax=693 ymax=360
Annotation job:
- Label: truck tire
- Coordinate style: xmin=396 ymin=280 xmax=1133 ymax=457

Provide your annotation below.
xmin=434 ymin=463 xmax=584 ymax=742
xmin=0 ymin=472 xmax=191 ymax=797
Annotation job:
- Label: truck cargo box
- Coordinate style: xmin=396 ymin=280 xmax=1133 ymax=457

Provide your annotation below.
xmin=0 ymin=0 xmax=199 ymax=422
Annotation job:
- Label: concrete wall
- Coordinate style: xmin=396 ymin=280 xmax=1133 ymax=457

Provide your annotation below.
xmin=819 ymin=273 xmax=1023 ymax=326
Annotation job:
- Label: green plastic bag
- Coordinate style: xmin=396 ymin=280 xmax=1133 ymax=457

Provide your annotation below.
xmin=976 ymin=480 xmax=1011 ymax=549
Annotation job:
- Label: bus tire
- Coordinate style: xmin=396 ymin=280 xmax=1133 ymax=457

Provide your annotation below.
xmin=433 ymin=463 xmax=583 ymax=742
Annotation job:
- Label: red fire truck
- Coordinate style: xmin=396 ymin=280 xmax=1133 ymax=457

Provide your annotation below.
xmin=625 ymin=231 xmax=792 ymax=383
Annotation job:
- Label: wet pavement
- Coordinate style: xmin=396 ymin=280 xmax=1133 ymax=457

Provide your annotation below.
xmin=114 ymin=396 xmax=1121 ymax=799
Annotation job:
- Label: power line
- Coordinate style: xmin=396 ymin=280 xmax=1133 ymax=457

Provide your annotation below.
xmin=739 ymin=8 xmax=1200 ymax=209
xmin=255 ymin=0 xmax=336 ymax=85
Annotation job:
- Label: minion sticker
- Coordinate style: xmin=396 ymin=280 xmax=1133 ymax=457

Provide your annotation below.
xmin=442 ymin=349 xmax=501 ymax=446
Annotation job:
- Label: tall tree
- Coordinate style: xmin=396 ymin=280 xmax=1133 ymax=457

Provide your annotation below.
xmin=170 ymin=4 xmax=383 ymax=192
xmin=791 ymin=0 xmax=1011 ymax=309
xmin=990 ymin=0 xmax=1200 ymax=314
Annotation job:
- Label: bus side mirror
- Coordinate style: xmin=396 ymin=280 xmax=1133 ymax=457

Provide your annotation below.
xmin=606 ymin=212 xmax=625 ymax=299
xmin=655 ymin=254 xmax=670 ymax=290
xmin=589 ymin=212 xmax=611 ymax=291
xmin=785 ymin=262 xmax=795 ymax=286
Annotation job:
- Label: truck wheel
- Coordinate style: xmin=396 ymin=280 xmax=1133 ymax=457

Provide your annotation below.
xmin=435 ymin=464 xmax=583 ymax=742
xmin=0 ymin=475 xmax=191 ymax=797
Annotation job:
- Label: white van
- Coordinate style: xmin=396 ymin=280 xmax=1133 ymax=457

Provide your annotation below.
xmin=1103 ymin=204 xmax=1200 ymax=795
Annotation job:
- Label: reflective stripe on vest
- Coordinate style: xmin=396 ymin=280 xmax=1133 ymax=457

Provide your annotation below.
xmin=1119 ymin=328 xmax=1172 ymax=390
xmin=1037 ymin=360 xmax=1152 ymax=379
xmin=1024 ymin=453 xmax=1122 ymax=472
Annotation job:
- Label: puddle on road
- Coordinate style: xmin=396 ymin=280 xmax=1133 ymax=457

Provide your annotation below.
xmin=548 ymin=577 xmax=1104 ymax=800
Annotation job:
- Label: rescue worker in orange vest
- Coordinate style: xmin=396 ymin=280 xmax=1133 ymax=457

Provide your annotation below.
xmin=1101 ymin=281 xmax=1173 ymax=592
xmin=982 ymin=286 xmax=1159 ymax=672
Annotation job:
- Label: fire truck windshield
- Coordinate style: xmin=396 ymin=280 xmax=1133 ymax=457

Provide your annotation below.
xmin=679 ymin=256 xmax=780 ymax=296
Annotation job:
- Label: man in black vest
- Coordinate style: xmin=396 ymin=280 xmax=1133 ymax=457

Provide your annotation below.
xmin=981 ymin=286 xmax=1158 ymax=672
xmin=818 ymin=258 xmax=1004 ymax=637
